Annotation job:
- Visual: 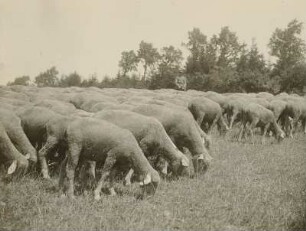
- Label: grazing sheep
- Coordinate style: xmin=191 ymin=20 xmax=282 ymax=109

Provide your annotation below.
xmin=132 ymin=104 xmax=212 ymax=173
xmin=18 ymin=106 xmax=71 ymax=178
xmin=93 ymin=110 xmax=190 ymax=179
xmin=238 ymin=103 xmax=285 ymax=144
xmin=268 ymin=99 xmax=287 ymax=121
xmin=0 ymin=108 xmax=37 ymax=164
xmin=59 ymin=118 xmax=160 ymax=200
xmin=279 ymin=98 xmax=306 ymax=137
xmin=0 ymin=122 xmax=30 ymax=176
xmin=188 ymin=97 xmax=229 ymax=135
xmin=224 ymin=98 xmax=247 ymax=129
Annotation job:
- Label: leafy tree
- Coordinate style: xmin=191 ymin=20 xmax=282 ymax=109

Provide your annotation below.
xmin=151 ymin=46 xmax=184 ymax=89
xmin=7 ymin=75 xmax=30 ymax=86
xmin=184 ymin=28 xmax=210 ymax=74
xmin=118 ymin=50 xmax=139 ymax=76
xmin=159 ymin=46 xmax=183 ymax=72
xmin=212 ymin=26 xmax=245 ymax=68
xmin=59 ymin=72 xmax=82 ymax=87
xmin=279 ymin=62 xmax=306 ymax=92
xmin=137 ymin=41 xmax=160 ymax=81
xmin=35 ymin=66 xmax=59 ymax=87
xmin=268 ymin=19 xmax=306 ymax=92
xmin=236 ymin=42 xmax=270 ymax=92
xmin=81 ymin=73 xmax=100 ymax=87
xmin=100 ymin=75 xmax=114 ymax=88
xmin=269 ymin=19 xmax=306 ymax=73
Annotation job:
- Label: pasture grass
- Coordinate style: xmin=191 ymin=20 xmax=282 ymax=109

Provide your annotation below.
xmin=0 ymin=132 xmax=305 ymax=230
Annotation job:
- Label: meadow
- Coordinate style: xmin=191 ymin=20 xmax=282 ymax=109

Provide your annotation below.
xmin=1 ymin=132 xmax=305 ymax=231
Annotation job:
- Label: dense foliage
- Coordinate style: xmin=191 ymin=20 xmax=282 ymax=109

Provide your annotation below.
xmin=7 ymin=20 xmax=306 ymax=94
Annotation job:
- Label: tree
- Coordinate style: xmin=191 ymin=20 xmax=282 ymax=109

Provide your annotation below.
xmin=184 ymin=28 xmax=210 ymax=74
xmin=118 ymin=50 xmax=139 ymax=76
xmin=35 ymin=66 xmax=59 ymax=87
xmin=137 ymin=41 xmax=160 ymax=81
xmin=236 ymin=42 xmax=270 ymax=92
xmin=269 ymin=19 xmax=306 ymax=92
xmin=269 ymin=19 xmax=306 ymax=73
xmin=159 ymin=46 xmax=183 ymax=71
xmin=213 ymin=26 xmax=245 ymax=68
xmin=151 ymin=46 xmax=183 ymax=89
xmin=81 ymin=73 xmax=100 ymax=87
xmin=59 ymin=72 xmax=82 ymax=87
xmin=7 ymin=75 xmax=30 ymax=86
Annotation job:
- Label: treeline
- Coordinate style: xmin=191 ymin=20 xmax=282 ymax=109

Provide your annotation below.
xmin=7 ymin=19 xmax=306 ymax=94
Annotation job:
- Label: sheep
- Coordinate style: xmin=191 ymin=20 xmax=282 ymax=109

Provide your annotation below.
xmin=0 ymin=108 xmax=37 ymax=165
xmin=224 ymin=98 xmax=247 ymax=129
xmin=238 ymin=103 xmax=285 ymax=144
xmin=131 ymin=104 xmax=212 ymax=173
xmin=0 ymin=122 xmax=30 ymax=176
xmin=143 ymin=100 xmax=212 ymax=149
xmin=93 ymin=110 xmax=190 ymax=180
xmin=188 ymin=97 xmax=229 ymax=135
xmin=279 ymin=97 xmax=306 ymax=137
xmin=34 ymin=99 xmax=76 ymax=115
xmin=59 ymin=117 xmax=160 ymax=200
xmin=18 ymin=106 xmax=71 ymax=179
xmin=268 ymin=99 xmax=287 ymax=121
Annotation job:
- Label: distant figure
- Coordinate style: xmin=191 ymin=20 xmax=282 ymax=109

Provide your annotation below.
xmin=175 ymin=75 xmax=187 ymax=91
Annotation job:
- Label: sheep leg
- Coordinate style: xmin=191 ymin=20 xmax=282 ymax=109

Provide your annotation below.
xmin=218 ymin=115 xmax=229 ymax=135
xmin=196 ymin=112 xmax=205 ymax=127
xmin=229 ymin=111 xmax=238 ymax=129
xmin=261 ymin=123 xmax=270 ymax=144
xmin=58 ymin=156 xmax=68 ymax=194
xmin=247 ymin=119 xmax=259 ymax=145
xmin=38 ymin=136 xmax=58 ymax=179
xmin=208 ymin=117 xmax=218 ymax=135
xmin=238 ymin=122 xmax=246 ymax=141
xmin=80 ymin=161 xmax=96 ymax=193
xmin=108 ymin=168 xmax=119 ymax=196
xmin=302 ymin=119 xmax=306 ymax=134
xmin=124 ymin=169 xmax=134 ymax=186
xmin=65 ymin=143 xmax=81 ymax=199
xmin=94 ymin=152 xmax=116 ymax=201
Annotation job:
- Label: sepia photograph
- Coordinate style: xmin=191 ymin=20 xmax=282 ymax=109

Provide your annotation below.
xmin=0 ymin=0 xmax=305 ymax=230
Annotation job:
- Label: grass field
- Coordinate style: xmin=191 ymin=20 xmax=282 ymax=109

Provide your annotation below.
xmin=1 ymin=132 xmax=305 ymax=231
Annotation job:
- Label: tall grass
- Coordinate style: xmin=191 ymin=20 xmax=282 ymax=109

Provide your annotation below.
xmin=1 ymin=133 xmax=305 ymax=230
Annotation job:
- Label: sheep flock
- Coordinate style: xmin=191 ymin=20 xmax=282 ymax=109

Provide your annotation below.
xmin=0 ymin=85 xmax=305 ymax=201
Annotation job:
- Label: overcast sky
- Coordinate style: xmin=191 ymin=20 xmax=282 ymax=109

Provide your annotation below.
xmin=0 ymin=0 xmax=305 ymax=85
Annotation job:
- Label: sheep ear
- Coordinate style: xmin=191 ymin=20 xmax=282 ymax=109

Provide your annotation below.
xmin=181 ymin=158 xmax=189 ymax=167
xmin=8 ymin=160 xmax=17 ymax=175
xmin=24 ymin=153 xmax=30 ymax=160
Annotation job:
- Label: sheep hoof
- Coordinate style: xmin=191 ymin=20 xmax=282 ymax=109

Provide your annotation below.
xmin=59 ymin=194 xmax=66 ymax=199
xmin=109 ymin=188 xmax=117 ymax=196
xmin=124 ymin=180 xmax=132 ymax=186
xmin=94 ymin=191 xmax=101 ymax=201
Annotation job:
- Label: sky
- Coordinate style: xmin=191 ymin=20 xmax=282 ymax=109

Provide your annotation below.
xmin=0 ymin=0 xmax=306 ymax=85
